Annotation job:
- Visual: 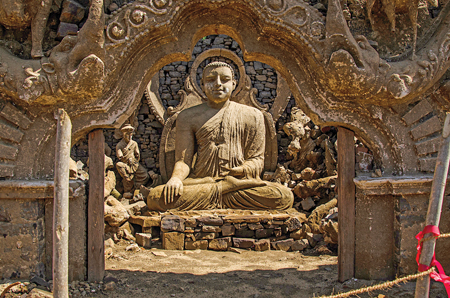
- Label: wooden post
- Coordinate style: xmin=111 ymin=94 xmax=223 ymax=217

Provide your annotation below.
xmin=415 ymin=113 xmax=450 ymax=298
xmin=53 ymin=109 xmax=71 ymax=298
xmin=337 ymin=127 xmax=356 ymax=282
xmin=88 ymin=129 xmax=105 ymax=282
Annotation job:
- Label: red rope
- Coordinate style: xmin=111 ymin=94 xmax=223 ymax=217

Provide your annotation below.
xmin=416 ymin=225 xmax=450 ymax=296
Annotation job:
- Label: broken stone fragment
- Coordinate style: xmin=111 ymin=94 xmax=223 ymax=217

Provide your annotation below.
xmin=125 ymin=243 xmax=140 ymax=252
xmin=104 ymin=196 xmax=130 ymax=227
xmin=307 ymin=198 xmax=337 ymax=233
xmin=60 ymin=0 xmax=86 ymax=24
xmin=300 ymin=167 xmax=316 ymax=181
xmin=69 ymin=158 xmax=77 ymax=178
xmin=57 ymin=22 xmax=78 ymax=39
xmin=284 ymin=217 xmax=302 ymax=232
xmin=104 ymin=170 xmax=116 ymax=198
xmin=125 ymin=201 xmax=146 ymax=216
xmin=271 ymin=238 xmax=294 ymax=251
xmin=301 ymin=197 xmax=315 ymax=211
xmin=254 ymin=239 xmax=270 ymax=251
xmin=135 ymin=233 xmax=152 ymax=249
xmin=291 ymin=239 xmax=309 ymax=251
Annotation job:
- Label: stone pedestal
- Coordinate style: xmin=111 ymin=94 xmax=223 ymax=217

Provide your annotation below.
xmin=130 ymin=209 xmax=310 ymax=252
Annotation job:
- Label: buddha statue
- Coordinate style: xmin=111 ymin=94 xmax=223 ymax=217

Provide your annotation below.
xmin=146 ymin=61 xmax=293 ymax=211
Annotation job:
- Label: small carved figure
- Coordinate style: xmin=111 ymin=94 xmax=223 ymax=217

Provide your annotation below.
xmin=0 ymin=0 xmax=53 ymax=58
xmin=283 ymin=107 xmax=311 ymax=157
xmin=116 ymin=125 xmax=149 ymax=194
xmin=147 ymin=62 xmax=293 ymax=211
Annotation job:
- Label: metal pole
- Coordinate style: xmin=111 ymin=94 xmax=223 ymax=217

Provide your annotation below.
xmin=53 ymin=109 xmax=71 ymax=298
xmin=415 ymin=113 xmax=450 ymax=298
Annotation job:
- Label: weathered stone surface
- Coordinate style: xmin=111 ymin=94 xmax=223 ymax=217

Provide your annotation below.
xmin=197 ymin=217 xmax=223 ymax=226
xmin=125 ymin=201 xmax=147 ymax=217
xmin=271 ymin=239 xmax=294 ymax=251
xmin=410 ymin=116 xmax=441 ymax=140
xmin=184 ymin=218 xmax=197 ymax=227
xmin=248 ymin=223 xmax=264 ymax=230
xmin=223 ymin=215 xmax=262 ymax=223
xmin=129 ymin=215 xmax=161 ymax=227
xmin=305 ymin=233 xmax=323 ymax=248
xmin=57 ymin=22 xmax=78 ymax=39
xmin=221 ymin=224 xmax=235 ymax=236
xmin=27 ymin=288 xmax=54 ymax=298
xmin=60 ymin=0 xmax=86 ymax=24
xmin=161 ymin=215 xmax=185 ymax=232
xmin=284 ymin=217 xmax=302 ymax=232
xmin=185 ymin=240 xmax=208 ymax=250
xmin=202 ymin=225 xmax=221 ymax=233
xmin=104 ymin=170 xmax=116 ymax=197
xmin=209 ymin=237 xmax=232 ymax=251
xmin=294 ymin=176 xmax=336 ymax=198
xmin=235 ymin=227 xmax=255 ymax=238
xmin=255 ymin=228 xmax=273 ymax=239
xmin=301 ymin=198 xmax=315 ymax=211
xmin=194 ymin=232 xmax=217 ymax=240
xmin=233 ymin=238 xmax=256 ymax=249
xmin=104 ymin=196 xmax=130 ymax=227
xmin=402 ymin=100 xmax=433 ymax=126
xmin=135 ymin=233 xmax=152 ymax=249
xmin=162 ymin=232 xmax=185 ymax=250
xmin=291 ymin=239 xmax=309 ymax=251
xmin=308 ymin=198 xmax=337 ymax=233
xmin=254 ymin=239 xmax=270 ymax=251
xmin=321 ymin=221 xmax=338 ymax=244
xmin=301 ymin=167 xmax=316 ymax=181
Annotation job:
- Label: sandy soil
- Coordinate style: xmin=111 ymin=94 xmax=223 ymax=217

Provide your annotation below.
xmin=1 ymin=241 xmax=448 ymax=298
xmin=99 ymin=243 xmax=447 ymax=298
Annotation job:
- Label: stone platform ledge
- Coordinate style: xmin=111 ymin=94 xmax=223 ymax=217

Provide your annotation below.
xmin=0 ymin=179 xmax=85 ymax=199
xmin=354 ymin=175 xmax=450 ymax=196
xmin=129 ymin=209 xmax=321 ymax=252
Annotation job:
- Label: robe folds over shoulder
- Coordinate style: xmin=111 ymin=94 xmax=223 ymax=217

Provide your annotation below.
xmin=147 ymin=101 xmax=294 ymax=211
xmin=191 ymin=101 xmax=264 ymax=180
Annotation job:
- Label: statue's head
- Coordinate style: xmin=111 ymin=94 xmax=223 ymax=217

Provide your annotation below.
xmin=121 ymin=124 xmax=134 ymax=142
xmin=201 ymin=61 xmax=236 ymax=105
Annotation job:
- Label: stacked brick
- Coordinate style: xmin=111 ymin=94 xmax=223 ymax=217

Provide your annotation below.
xmin=129 ymin=212 xmax=331 ymax=252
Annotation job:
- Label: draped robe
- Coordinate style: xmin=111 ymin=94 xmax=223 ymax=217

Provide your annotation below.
xmin=147 ymin=101 xmax=294 ymax=211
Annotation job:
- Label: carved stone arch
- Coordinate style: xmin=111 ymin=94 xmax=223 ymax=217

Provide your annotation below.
xmin=10 ymin=0 xmax=445 ymax=178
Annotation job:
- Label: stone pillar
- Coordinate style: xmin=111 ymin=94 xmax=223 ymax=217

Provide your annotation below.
xmin=354 ymin=176 xmax=450 ymax=279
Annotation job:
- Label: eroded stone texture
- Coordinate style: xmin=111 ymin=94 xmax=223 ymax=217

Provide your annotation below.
xmin=162 ymin=232 xmax=185 ymax=250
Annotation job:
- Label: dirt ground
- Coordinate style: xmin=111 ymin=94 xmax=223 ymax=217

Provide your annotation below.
xmin=1 ymin=241 xmax=448 ymax=298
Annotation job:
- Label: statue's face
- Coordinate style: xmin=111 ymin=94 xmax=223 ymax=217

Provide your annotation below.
xmin=202 ymin=66 xmax=236 ymax=104
xmin=123 ymin=131 xmax=132 ymax=142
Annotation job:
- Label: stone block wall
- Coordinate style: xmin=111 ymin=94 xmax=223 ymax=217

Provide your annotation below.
xmin=0 ymin=199 xmax=46 ymax=279
xmin=130 ymin=210 xmax=337 ymax=253
xmin=0 ymin=181 xmax=87 ymax=281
